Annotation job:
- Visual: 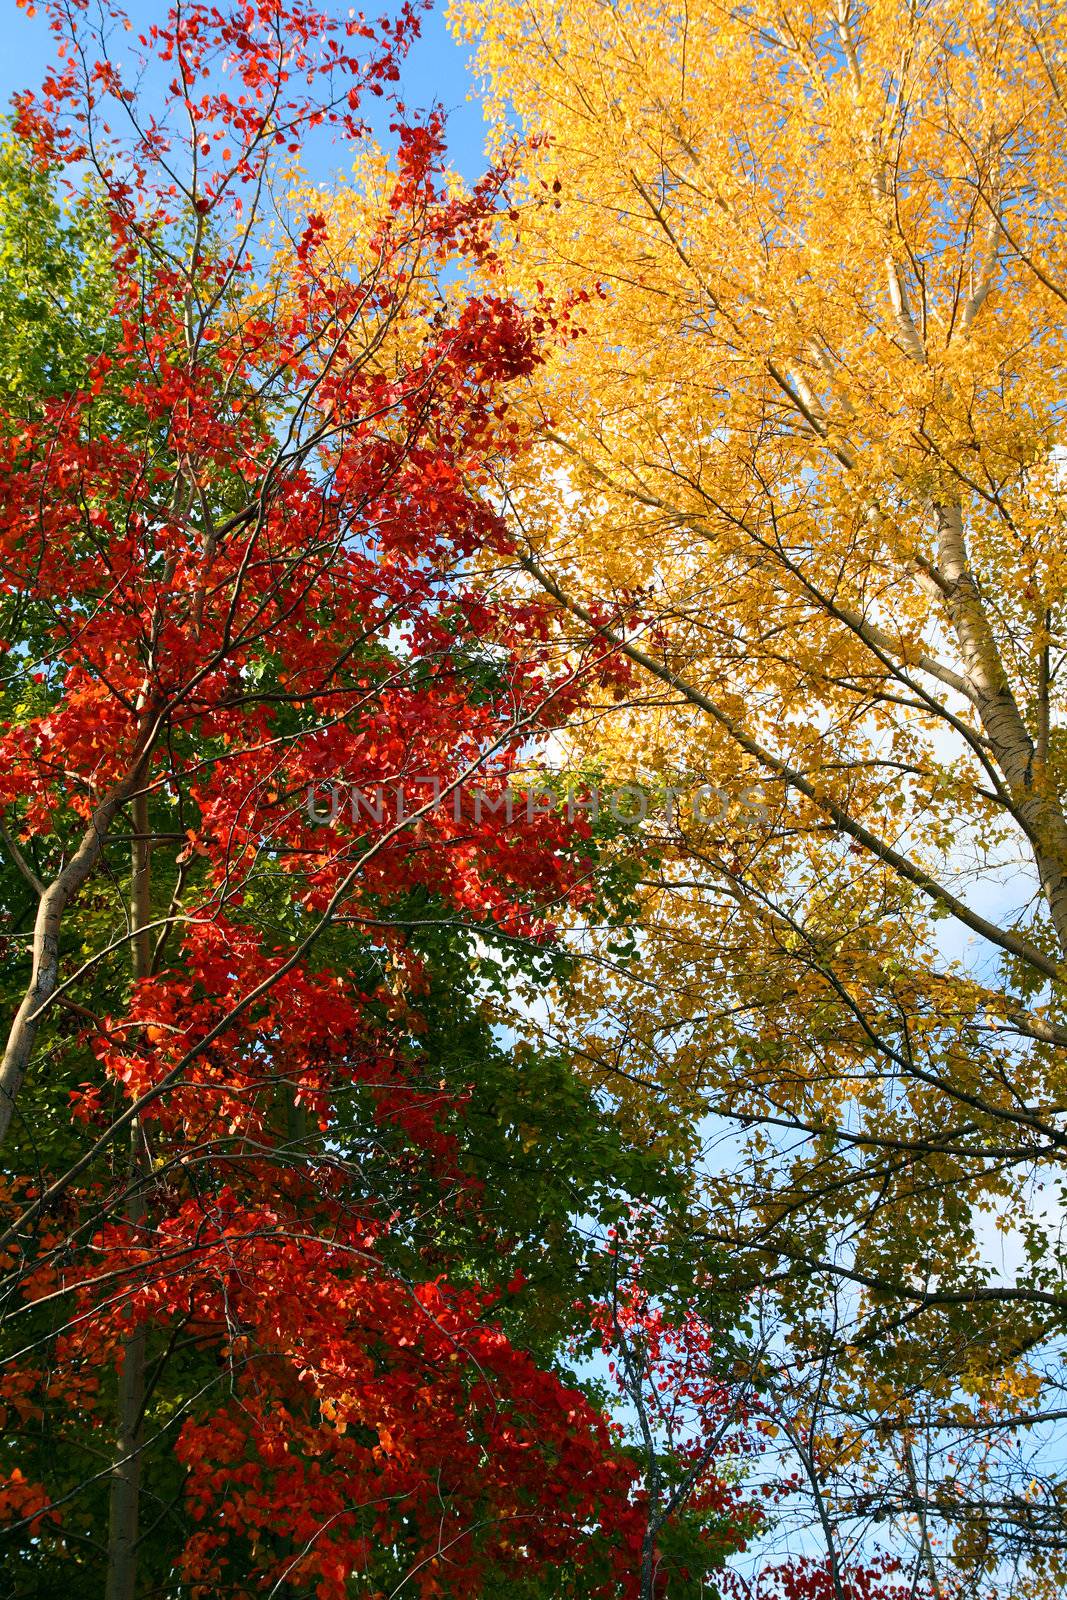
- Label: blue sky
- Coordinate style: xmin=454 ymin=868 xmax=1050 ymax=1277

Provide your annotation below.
xmin=2 ymin=0 xmax=489 ymax=181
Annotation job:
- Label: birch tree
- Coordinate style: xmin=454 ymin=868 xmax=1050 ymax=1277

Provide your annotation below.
xmin=451 ymin=0 xmax=1067 ymax=1587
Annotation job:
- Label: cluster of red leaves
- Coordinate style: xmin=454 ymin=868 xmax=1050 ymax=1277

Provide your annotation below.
xmin=727 ymin=1557 xmax=914 ymax=1600
xmin=589 ymin=1250 xmax=921 ymax=1600
xmin=589 ymin=1268 xmax=762 ymax=1548
xmin=15 ymin=1179 xmax=644 ymax=1598
xmin=0 ymin=3 xmax=656 ymax=1594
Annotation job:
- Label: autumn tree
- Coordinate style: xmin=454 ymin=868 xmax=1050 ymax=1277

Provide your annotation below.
xmin=0 ymin=3 xmax=730 ymax=1595
xmin=587 ymin=1229 xmax=923 ymax=1600
xmin=448 ymin=0 xmax=1067 ymax=1590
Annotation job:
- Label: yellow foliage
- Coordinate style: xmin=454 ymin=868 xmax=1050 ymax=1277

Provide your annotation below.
xmin=448 ymin=0 xmax=1067 ymax=1583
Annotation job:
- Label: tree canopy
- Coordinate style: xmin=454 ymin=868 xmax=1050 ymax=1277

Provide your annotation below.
xmin=3 ymin=0 xmax=1067 ymax=1596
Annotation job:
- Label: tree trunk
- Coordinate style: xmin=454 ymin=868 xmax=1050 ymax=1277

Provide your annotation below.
xmin=0 ymin=732 xmax=156 ymax=1149
xmin=935 ymin=502 xmax=1067 ymax=955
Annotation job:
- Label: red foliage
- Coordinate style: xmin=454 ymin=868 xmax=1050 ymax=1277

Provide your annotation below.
xmin=0 ymin=3 xmax=648 ymax=1593
xmin=589 ymin=1244 xmax=922 ymax=1600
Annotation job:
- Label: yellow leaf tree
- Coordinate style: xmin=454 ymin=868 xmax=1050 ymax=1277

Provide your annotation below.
xmin=449 ymin=0 xmax=1067 ymax=1588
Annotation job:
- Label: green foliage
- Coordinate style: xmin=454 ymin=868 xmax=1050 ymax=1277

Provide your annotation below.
xmin=0 ymin=126 xmax=112 ymax=409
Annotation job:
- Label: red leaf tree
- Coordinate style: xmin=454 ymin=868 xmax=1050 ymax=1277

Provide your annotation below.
xmin=588 ymin=1227 xmax=936 ymax=1600
xmin=0 ymin=4 xmax=656 ymax=1595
